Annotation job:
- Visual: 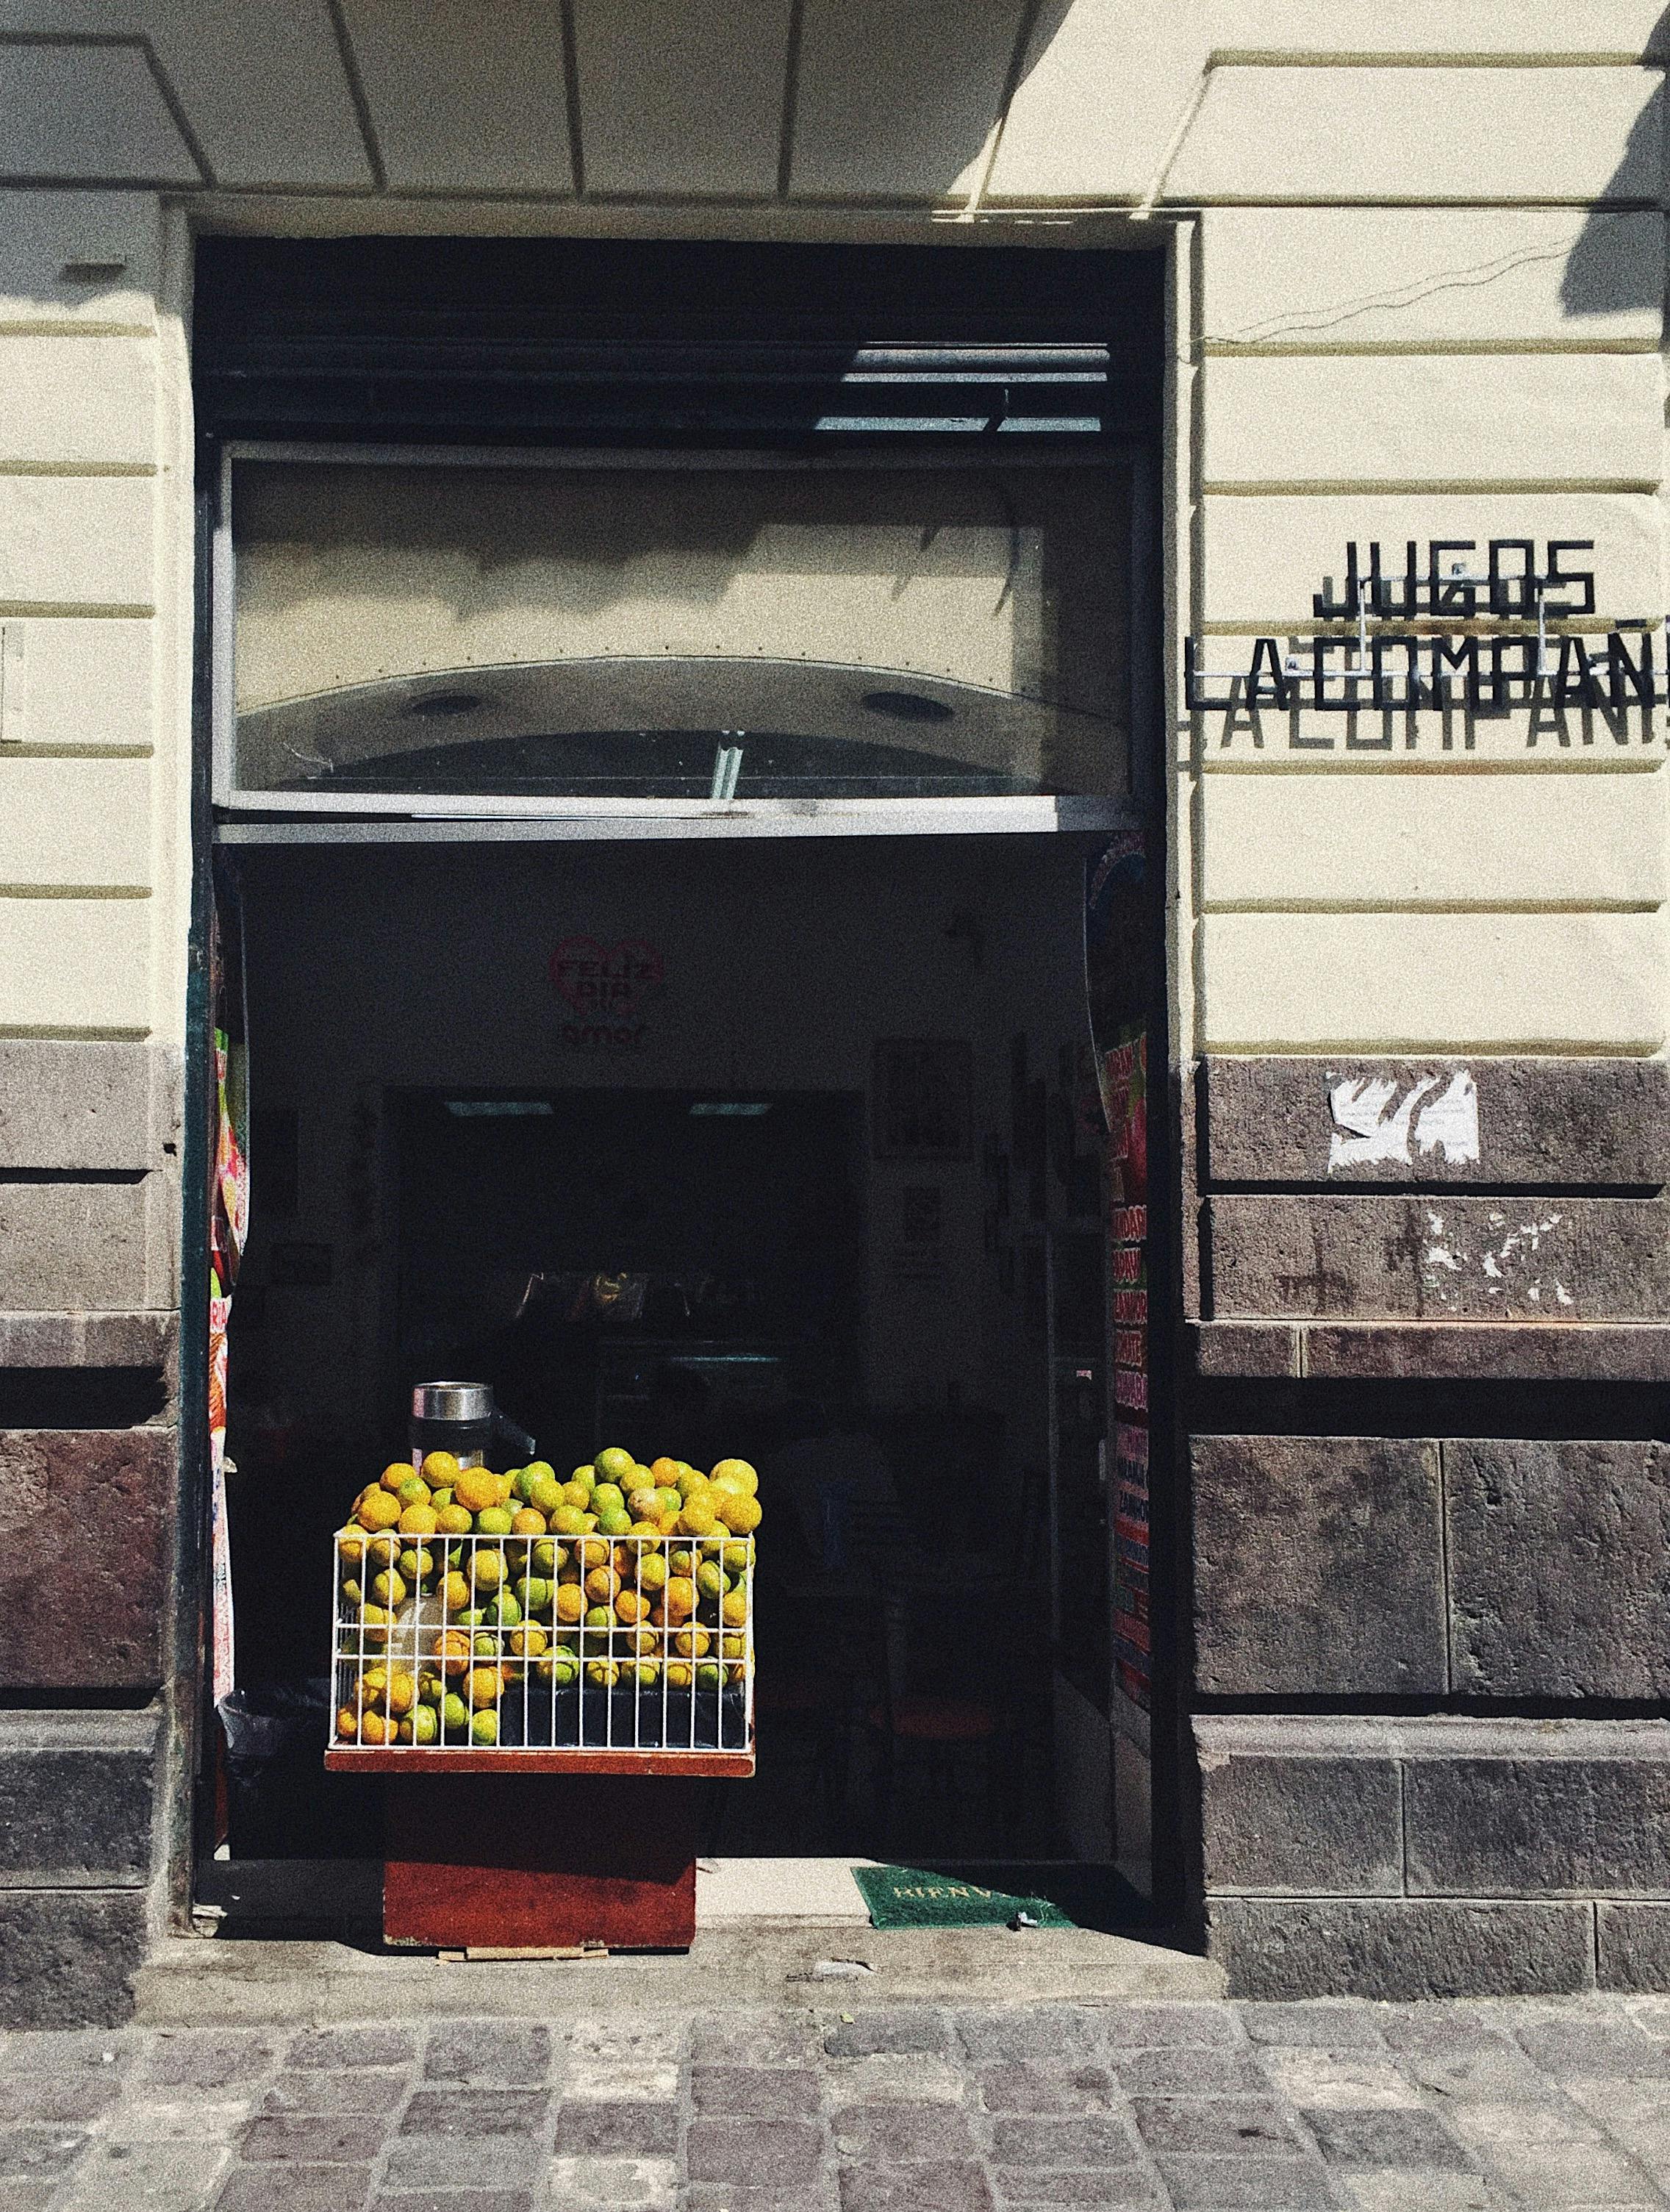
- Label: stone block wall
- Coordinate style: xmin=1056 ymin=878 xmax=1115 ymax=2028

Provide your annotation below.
xmin=1186 ymin=1056 xmax=1670 ymax=1997
xmin=0 ymin=1042 xmax=181 ymax=2024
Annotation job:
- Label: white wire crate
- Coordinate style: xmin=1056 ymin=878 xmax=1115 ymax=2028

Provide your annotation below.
xmin=329 ymin=1526 xmax=755 ymax=1761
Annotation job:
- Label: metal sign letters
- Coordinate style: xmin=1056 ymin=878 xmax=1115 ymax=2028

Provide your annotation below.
xmin=1186 ymin=537 xmax=1658 ymax=718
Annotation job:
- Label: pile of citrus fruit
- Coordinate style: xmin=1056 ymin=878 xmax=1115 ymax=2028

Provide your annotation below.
xmin=332 ymin=1445 xmax=761 ymax=1748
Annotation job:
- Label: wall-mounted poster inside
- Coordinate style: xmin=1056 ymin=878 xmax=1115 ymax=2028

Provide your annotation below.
xmin=872 ymin=1039 xmax=973 ymax=1162
xmin=1086 ymin=833 xmax=1150 ymax=1714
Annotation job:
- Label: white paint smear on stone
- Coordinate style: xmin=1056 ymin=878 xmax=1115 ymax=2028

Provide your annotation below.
xmin=1327 ymin=1069 xmax=1478 ymax=1170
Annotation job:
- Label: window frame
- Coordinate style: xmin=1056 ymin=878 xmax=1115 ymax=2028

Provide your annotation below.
xmin=211 ymin=440 xmax=1151 ymax=843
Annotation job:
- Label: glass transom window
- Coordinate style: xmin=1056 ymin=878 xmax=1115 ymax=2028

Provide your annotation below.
xmin=222 ymin=454 xmax=1130 ymax=813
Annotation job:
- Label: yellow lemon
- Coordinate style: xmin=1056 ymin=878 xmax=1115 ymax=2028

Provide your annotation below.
xmin=380 ymin=1461 xmax=415 ymax=1494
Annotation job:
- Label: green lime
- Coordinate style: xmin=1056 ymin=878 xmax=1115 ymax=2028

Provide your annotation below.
xmin=470 ymin=1709 xmax=499 ymax=1746
xmin=596 ymin=1507 xmax=632 ymax=1538
xmin=441 ymin=1692 xmax=469 ymax=1735
xmin=410 ymin=1703 xmax=439 ymax=1744
xmin=475 ymin=1506 xmax=514 ymax=1537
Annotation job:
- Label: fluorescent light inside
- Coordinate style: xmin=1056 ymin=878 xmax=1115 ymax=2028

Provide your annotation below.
xmin=445 ymin=1100 xmax=554 ymax=1117
xmin=689 ymin=1102 xmax=772 ymax=1117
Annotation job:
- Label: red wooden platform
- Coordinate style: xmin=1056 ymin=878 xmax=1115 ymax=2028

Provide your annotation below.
xmin=326 ymin=1747 xmax=753 ymax=1778
xmin=380 ymin=1771 xmax=711 ymax=1950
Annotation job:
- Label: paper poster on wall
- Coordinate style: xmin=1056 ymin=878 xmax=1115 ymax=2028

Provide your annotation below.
xmin=1085 ymin=834 xmax=1151 ymax=1714
xmin=550 ymin=935 xmax=664 ymax=1052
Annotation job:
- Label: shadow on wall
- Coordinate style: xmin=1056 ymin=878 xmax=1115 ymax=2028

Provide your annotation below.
xmin=1561 ymin=10 xmax=1670 ymax=317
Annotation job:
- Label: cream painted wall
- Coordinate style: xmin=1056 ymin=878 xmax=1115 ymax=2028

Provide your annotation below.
xmin=0 ymin=190 xmax=192 ymax=1047
xmin=0 ymin=4 xmax=1663 ymax=1089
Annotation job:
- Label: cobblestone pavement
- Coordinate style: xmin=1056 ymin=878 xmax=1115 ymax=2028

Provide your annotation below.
xmin=0 ymin=1995 xmax=1667 ymax=2211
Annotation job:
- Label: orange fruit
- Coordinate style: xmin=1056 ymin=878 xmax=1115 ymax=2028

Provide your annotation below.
xmin=614 ymin=1589 xmax=648 ymax=1626
xmin=678 ymin=1500 xmax=719 ymax=1539
xmin=380 ymin=1461 xmax=415 ymax=1494
xmin=334 ymin=1705 xmax=359 ymax=1742
xmin=437 ymin=1503 xmax=473 ymax=1536
xmin=511 ymin=1508 xmax=547 ymax=1536
xmin=421 ymin=1450 xmax=462 ymax=1486
xmin=637 ymin=1553 xmax=669 ymax=1593
xmin=650 ymin=1456 xmax=681 ymax=1483
xmin=664 ymin=1577 xmax=697 ymax=1622
xmin=431 ymin=1628 xmax=473 ymax=1678
xmin=584 ymin=1565 xmax=622 ymax=1606
xmin=451 ymin=1467 xmax=499 ymax=1514
xmin=359 ymin=1710 xmax=388 ymax=1746
xmin=721 ymin=1589 xmax=748 ymax=1628
xmin=439 ymin=1571 xmax=470 ymax=1614
xmin=399 ymin=1503 xmax=440 ymax=1538
xmin=656 ymin=1511 xmax=681 ymax=1536
xmin=711 ymin=1458 xmax=758 ymax=1495
xmin=465 ymin=1665 xmax=503 ymax=1710
xmin=715 ymin=1493 xmax=761 ymax=1536
xmin=385 ymin=1671 xmax=417 ymax=1717
xmin=356 ymin=1489 xmax=401 ymax=1533
xmin=553 ymin=1584 xmax=586 ymax=1625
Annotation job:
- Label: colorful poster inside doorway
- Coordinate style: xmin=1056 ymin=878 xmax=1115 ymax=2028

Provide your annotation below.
xmin=1085 ymin=834 xmax=1151 ymax=1713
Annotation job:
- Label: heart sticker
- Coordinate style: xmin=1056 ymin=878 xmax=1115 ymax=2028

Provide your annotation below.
xmin=549 ymin=937 xmax=665 ymax=1017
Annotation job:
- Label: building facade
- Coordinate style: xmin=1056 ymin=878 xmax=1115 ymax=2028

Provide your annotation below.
xmin=1 ymin=1 xmax=1669 ymax=2020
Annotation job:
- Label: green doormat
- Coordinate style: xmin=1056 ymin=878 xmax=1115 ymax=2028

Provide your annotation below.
xmin=851 ymin=1864 xmax=1075 ymax=1930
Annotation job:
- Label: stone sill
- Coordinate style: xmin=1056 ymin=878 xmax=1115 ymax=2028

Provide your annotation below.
xmin=1195 ymin=1714 xmax=1670 ymax=1761
xmin=0 ymin=1311 xmax=176 ymax=1369
xmin=1191 ymin=1319 xmax=1670 ymax=1381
